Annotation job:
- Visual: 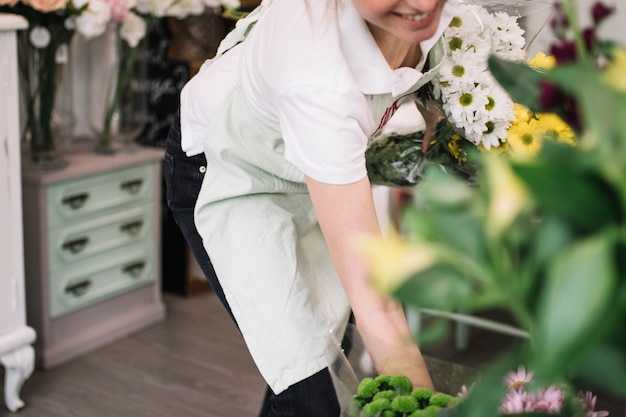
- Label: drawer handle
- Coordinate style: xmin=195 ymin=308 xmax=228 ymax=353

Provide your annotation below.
xmin=65 ymin=280 xmax=92 ymax=297
xmin=120 ymin=220 xmax=144 ymax=237
xmin=62 ymin=237 xmax=90 ymax=254
xmin=123 ymin=261 xmax=146 ymax=278
xmin=120 ymin=179 xmax=144 ymax=195
xmin=62 ymin=193 xmax=89 ymax=210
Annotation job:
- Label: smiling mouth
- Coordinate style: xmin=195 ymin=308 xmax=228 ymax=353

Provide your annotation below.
xmin=399 ymin=11 xmax=431 ymax=22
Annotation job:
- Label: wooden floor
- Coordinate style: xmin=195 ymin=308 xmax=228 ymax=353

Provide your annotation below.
xmin=1 ymin=291 xmax=623 ymax=417
xmin=0 ymin=292 xmax=266 ymax=417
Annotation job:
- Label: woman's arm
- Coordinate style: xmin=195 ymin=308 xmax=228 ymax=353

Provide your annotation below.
xmin=305 ymin=174 xmax=434 ymax=389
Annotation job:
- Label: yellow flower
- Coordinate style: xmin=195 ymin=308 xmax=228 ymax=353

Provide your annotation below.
xmin=485 ymin=156 xmax=530 ymax=235
xmin=602 ymin=46 xmax=626 ymax=92
xmin=513 ymin=103 xmax=533 ymax=123
xmin=507 ymin=116 xmax=542 ymax=157
xmin=354 ymin=231 xmax=437 ymax=295
xmin=535 ymin=113 xmax=576 ymax=145
xmin=447 ymin=133 xmax=466 ymax=161
xmin=528 ymin=51 xmax=556 ymax=70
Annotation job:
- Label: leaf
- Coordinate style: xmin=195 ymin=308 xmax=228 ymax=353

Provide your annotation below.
xmin=411 ymin=315 xmax=451 ymax=347
xmin=572 ymin=343 xmax=626 ymax=397
xmin=394 ymin=265 xmax=475 ymax=311
xmin=487 ymin=56 xmax=546 ymax=113
xmin=533 ymin=235 xmax=616 ymax=379
xmin=512 ymin=146 xmax=622 ymax=233
xmin=545 ymin=63 xmax=626 ymax=166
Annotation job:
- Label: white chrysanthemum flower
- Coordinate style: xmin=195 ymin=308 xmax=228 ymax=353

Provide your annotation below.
xmin=443 ymin=85 xmax=489 ymax=136
xmin=438 ymin=56 xmax=483 ymax=89
xmin=206 ymin=0 xmax=238 ymax=8
xmin=449 ymin=4 xmax=493 ymax=36
xmin=481 ymin=118 xmax=512 ymax=149
xmin=74 ymin=0 xmax=111 ymax=38
xmin=433 ymin=3 xmax=525 ymax=148
xmin=134 ymin=0 xmax=169 ymax=17
xmin=492 ymin=11 xmax=526 ymax=58
xmin=120 ymin=11 xmax=146 ymax=47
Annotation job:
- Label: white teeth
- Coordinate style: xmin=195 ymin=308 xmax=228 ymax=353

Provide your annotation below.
xmin=401 ymin=12 xmax=429 ymax=21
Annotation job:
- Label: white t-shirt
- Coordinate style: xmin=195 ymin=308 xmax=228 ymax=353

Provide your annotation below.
xmin=182 ymin=0 xmax=451 ymax=185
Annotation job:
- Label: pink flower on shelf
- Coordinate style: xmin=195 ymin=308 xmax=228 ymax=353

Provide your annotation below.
xmin=504 ymin=366 xmax=534 ymax=391
xmin=106 ymin=0 xmax=128 ymax=22
xmin=582 ymin=391 xmax=610 ymax=417
xmin=531 ymin=385 xmax=565 ymax=414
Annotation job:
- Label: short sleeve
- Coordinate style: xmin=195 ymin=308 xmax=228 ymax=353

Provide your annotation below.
xmin=277 ymin=83 xmax=373 ymax=185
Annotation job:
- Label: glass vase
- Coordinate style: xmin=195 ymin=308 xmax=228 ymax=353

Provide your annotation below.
xmin=89 ymin=24 xmax=148 ymax=154
xmin=18 ymin=20 xmax=75 ymax=171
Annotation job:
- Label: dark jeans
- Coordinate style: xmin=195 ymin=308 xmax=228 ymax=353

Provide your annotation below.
xmin=163 ymin=113 xmax=235 ymax=322
xmin=163 ymin=112 xmax=341 ymax=417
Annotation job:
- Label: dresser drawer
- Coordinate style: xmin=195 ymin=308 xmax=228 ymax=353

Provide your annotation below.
xmin=48 ymin=202 xmax=155 ymax=271
xmin=49 ymin=243 xmax=157 ymax=318
xmin=47 ymin=163 xmax=154 ymax=227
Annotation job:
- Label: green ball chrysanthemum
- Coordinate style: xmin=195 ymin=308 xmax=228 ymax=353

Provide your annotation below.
xmin=411 ymin=387 xmax=433 ymax=402
xmin=356 ymin=377 xmax=380 ymax=399
xmin=429 ymin=392 xmax=454 ymax=407
xmin=422 ymin=405 xmax=442 ymax=417
xmin=389 ymin=374 xmax=413 ymax=394
xmin=361 ymin=398 xmax=391 ymax=417
xmin=373 ymin=390 xmax=396 ymax=402
xmin=448 ymin=396 xmax=464 ymax=407
xmin=391 ymin=395 xmax=419 ymax=413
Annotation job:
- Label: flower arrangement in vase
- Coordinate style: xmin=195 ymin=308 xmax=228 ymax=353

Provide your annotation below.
xmin=0 ymin=0 xmax=109 ymax=170
xmin=87 ymin=0 xmax=239 ymax=154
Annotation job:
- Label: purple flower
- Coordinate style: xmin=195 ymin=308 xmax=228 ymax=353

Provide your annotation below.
xmin=582 ymin=27 xmax=597 ymax=51
xmin=591 ymin=1 xmax=616 ymax=25
xmin=501 ymin=389 xmax=533 ymax=414
xmin=531 ymin=386 xmax=565 ymax=414
xmin=504 ymin=366 xmax=534 ymax=391
xmin=581 ymin=391 xmax=610 ymax=417
xmin=550 ymin=41 xmax=578 ymax=64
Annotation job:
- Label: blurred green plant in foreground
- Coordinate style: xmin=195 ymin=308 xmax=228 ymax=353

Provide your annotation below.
xmin=358 ymin=1 xmax=626 ymax=416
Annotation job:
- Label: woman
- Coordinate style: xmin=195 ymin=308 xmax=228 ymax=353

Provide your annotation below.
xmin=166 ymin=0 xmax=452 ymax=415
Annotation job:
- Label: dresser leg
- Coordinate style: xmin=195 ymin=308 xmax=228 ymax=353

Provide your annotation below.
xmin=1 ymin=345 xmax=35 ymax=412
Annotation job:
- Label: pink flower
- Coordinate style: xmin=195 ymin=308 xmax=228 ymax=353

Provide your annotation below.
xmin=106 ymin=0 xmax=128 ymax=22
xmin=504 ymin=366 xmax=534 ymax=391
xmin=581 ymin=391 xmax=610 ymax=417
xmin=501 ymin=389 xmax=533 ymax=414
xmin=458 ymin=385 xmax=470 ymax=398
xmin=22 ymin=0 xmax=67 ymax=12
xmin=0 ymin=0 xmax=19 ymax=7
xmin=531 ymin=385 xmax=565 ymax=414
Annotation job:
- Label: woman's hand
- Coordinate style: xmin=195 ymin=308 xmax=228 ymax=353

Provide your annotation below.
xmin=305 ymin=175 xmax=434 ymax=389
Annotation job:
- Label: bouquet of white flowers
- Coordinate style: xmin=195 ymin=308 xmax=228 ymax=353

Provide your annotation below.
xmin=365 ymin=0 xmax=572 ymax=187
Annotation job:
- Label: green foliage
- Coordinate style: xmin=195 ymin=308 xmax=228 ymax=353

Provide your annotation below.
xmin=391 ymin=395 xmax=419 ymax=413
xmin=348 ymin=375 xmax=461 ymax=417
xmin=388 ymin=375 xmax=414 ymax=395
xmin=411 ymin=387 xmax=434 ymax=402
xmin=429 ymin=393 xmax=454 ymax=407
xmin=386 ymin=2 xmax=626 ymax=412
xmin=357 ymin=377 xmax=380 ymax=400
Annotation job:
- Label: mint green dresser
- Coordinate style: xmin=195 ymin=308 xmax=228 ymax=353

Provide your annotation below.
xmin=21 ymin=148 xmax=167 ymax=370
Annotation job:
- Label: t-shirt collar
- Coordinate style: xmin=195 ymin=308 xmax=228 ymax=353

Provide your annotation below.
xmin=339 ymin=0 xmax=453 ymax=97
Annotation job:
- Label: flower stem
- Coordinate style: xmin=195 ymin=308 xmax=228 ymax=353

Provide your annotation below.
xmin=101 ymin=29 xmax=138 ymax=148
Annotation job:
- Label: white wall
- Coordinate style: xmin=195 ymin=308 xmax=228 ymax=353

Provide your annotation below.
xmin=525 ymin=0 xmax=626 ymax=57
